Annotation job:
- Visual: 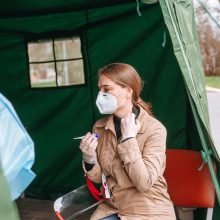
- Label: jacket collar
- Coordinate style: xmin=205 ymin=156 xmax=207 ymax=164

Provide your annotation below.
xmin=137 ymin=106 xmax=148 ymax=134
xmin=94 ymin=114 xmax=116 ymax=135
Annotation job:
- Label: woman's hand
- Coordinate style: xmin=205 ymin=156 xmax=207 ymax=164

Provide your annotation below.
xmin=79 ymin=132 xmax=98 ymax=164
xmin=121 ymin=113 xmax=141 ymax=142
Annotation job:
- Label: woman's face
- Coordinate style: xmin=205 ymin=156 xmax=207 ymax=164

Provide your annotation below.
xmin=98 ymin=75 xmax=133 ymax=113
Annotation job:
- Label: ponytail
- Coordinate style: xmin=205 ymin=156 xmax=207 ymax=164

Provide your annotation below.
xmin=135 ymin=97 xmax=153 ymax=116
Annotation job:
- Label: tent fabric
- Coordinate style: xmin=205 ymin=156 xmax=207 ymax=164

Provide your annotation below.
xmin=159 ymin=0 xmax=210 ymax=134
xmin=0 ymin=165 xmax=20 ymax=220
xmin=0 ymin=1 xmax=134 ymax=18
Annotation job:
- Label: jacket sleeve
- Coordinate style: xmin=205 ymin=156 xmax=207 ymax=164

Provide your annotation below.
xmin=117 ymin=120 xmax=167 ymax=192
xmin=82 ymin=161 xmax=102 ymax=183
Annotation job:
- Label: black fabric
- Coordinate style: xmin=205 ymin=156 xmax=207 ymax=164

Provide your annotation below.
xmin=84 ymin=162 xmax=94 ymax=171
xmin=113 ymin=115 xmax=122 ymax=140
xmin=113 ymin=105 xmax=140 ymax=140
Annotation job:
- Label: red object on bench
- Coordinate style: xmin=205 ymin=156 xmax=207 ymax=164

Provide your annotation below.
xmin=164 ymin=149 xmax=216 ymax=208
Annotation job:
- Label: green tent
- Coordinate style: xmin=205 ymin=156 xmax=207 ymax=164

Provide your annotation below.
xmin=0 ymin=0 xmax=219 ymax=219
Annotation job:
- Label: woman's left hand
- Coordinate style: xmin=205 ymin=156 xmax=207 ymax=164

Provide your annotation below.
xmin=120 ymin=113 xmax=141 ymax=142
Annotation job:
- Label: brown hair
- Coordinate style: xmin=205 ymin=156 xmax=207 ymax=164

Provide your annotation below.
xmin=98 ymin=63 xmax=152 ymax=115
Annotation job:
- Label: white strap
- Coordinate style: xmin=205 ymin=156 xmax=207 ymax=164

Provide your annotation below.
xmin=102 ymin=173 xmax=110 ymax=199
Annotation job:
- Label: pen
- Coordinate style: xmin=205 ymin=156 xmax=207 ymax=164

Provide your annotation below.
xmin=73 ymin=133 xmax=99 ymax=140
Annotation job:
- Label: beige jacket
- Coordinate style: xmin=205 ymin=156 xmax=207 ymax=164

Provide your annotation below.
xmin=83 ymin=106 xmax=176 ymax=220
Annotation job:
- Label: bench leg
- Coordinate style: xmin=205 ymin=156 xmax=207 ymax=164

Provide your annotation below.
xmin=175 ymin=206 xmax=196 ymax=220
xmin=206 ymin=208 xmax=213 ymax=220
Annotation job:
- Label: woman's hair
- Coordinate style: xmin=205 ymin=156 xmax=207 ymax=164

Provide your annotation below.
xmin=98 ymin=63 xmax=152 ymax=115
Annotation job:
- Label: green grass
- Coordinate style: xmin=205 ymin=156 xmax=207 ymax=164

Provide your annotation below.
xmin=205 ymin=76 xmax=220 ymax=89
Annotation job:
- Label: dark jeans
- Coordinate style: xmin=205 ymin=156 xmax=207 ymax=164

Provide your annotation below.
xmin=101 ymin=214 xmax=121 ymax=220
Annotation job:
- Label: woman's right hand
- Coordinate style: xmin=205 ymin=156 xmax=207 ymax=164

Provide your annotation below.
xmin=121 ymin=113 xmax=141 ymax=142
xmin=79 ymin=132 xmax=98 ymax=164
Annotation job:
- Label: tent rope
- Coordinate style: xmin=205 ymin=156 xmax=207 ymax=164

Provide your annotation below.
xmin=162 ymin=29 xmax=166 ymax=47
xmin=136 ymin=0 xmax=142 ymax=16
xmin=198 ymin=149 xmax=213 ymax=171
xmin=197 ymin=0 xmax=220 ymax=29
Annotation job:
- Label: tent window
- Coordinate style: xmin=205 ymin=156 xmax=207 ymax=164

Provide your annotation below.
xmin=28 ymin=37 xmax=85 ymax=88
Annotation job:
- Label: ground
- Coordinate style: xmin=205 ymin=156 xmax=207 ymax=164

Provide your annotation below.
xmin=16 ymin=198 xmax=95 ymax=220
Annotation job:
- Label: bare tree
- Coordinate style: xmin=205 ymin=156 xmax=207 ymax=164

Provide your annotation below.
xmin=194 ymin=0 xmax=220 ymax=75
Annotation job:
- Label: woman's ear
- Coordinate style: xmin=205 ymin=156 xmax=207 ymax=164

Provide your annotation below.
xmin=126 ymin=87 xmax=133 ymax=98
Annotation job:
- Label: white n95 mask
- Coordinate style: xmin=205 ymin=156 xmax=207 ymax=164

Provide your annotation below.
xmin=96 ymin=92 xmax=117 ymax=114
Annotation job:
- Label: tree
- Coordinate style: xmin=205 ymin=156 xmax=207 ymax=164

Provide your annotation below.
xmin=194 ymin=0 xmax=220 ymax=75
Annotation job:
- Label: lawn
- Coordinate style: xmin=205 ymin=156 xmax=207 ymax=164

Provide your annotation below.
xmin=205 ymin=76 xmax=220 ymax=89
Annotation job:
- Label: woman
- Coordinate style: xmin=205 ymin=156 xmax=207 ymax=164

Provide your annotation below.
xmin=80 ymin=63 xmax=176 ymax=220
